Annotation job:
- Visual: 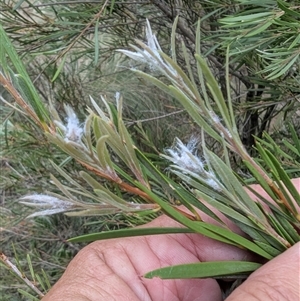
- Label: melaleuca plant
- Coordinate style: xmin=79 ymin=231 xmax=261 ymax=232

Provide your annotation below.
xmin=0 ymin=18 xmax=299 ymax=289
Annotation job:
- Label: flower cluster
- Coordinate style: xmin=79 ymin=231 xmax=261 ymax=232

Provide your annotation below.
xmin=162 ymin=137 xmax=222 ymax=191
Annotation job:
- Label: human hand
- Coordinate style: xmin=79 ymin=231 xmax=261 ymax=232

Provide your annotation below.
xmin=226 ymin=241 xmax=299 ymax=301
xmin=42 ymin=214 xmax=252 ymax=301
xmin=42 ymin=215 xmax=299 ymax=301
xmin=42 ymin=180 xmax=300 ymax=301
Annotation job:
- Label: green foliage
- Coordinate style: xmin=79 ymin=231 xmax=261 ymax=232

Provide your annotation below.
xmin=1 ymin=0 xmax=299 ymax=152
xmin=220 ymin=0 xmax=300 ymax=79
xmin=144 ymin=261 xmax=262 ymax=280
xmin=1 ymin=1 xmax=300 ymax=299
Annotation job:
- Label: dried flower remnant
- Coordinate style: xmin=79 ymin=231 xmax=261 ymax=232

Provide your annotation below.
xmin=205 ymin=175 xmax=223 ymax=192
xmin=118 ymin=19 xmax=176 ymax=76
xmin=19 ymin=194 xmax=76 ymax=218
xmin=163 ymin=137 xmax=204 ymax=174
xmin=54 ymin=105 xmax=83 ymax=143
xmin=162 ymin=137 xmax=223 ymax=192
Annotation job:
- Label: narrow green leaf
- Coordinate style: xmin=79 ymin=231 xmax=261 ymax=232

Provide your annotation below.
xmin=195 ymin=54 xmax=232 ymax=130
xmin=273 ymin=211 xmax=300 ymax=243
xmin=160 ymin=52 xmax=199 ymax=96
xmin=0 ymin=25 xmax=49 ymax=122
xmin=134 ymin=71 xmax=171 ymax=95
xmin=46 ymin=134 xmax=92 ymax=163
xmin=50 ymin=174 xmax=77 ymax=201
xmin=27 ymin=254 xmax=35 ymax=283
xmin=12 ymin=243 xmax=23 ymax=274
xmin=80 ymin=171 xmax=130 ymax=209
xmin=167 ymin=86 xmax=222 ymax=143
xmin=109 ymin=0 xmax=116 ymax=14
xmin=171 ymin=16 xmax=179 ymax=63
xmin=205 ymin=149 xmax=266 ymax=221
xmin=288 ymin=34 xmax=300 ymax=50
xmin=201 ymin=222 xmax=273 ymax=259
xmin=181 ymin=40 xmax=196 ymax=88
xmin=96 ymin=119 xmax=127 ymax=163
xmin=51 ymin=55 xmax=67 ymax=82
xmin=267 ymin=214 xmax=297 ymax=245
xmin=50 ymin=161 xmax=90 ymax=191
xmin=245 ymin=21 xmax=273 ymax=37
xmin=283 ymin=140 xmax=300 ymax=157
xmin=14 ymin=73 xmax=45 ymax=121
xmin=194 ymin=189 xmax=257 ymax=229
xmin=35 ymin=274 xmax=46 ymax=292
xmin=226 ymin=46 xmax=238 ymax=134
xmin=84 ymin=114 xmax=94 ymax=153
xmin=93 ymin=115 xmax=103 ymax=141
xmin=266 ymin=54 xmax=299 ymax=80
xmin=253 ymin=241 xmax=281 ymax=257
xmin=256 ymin=133 xmax=294 ymax=160
xmin=17 ymin=289 xmax=40 ymax=301
xmin=94 ymin=18 xmax=100 ymax=66
xmin=220 ymin=12 xmax=272 ymax=24
xmin=96 ymin=135 xmax=113 ymax=170
xmin=65 ymin=208 xmax=119 ymax=216
xmin=135 ymin=183 xmax=273 ymax=259
xmin=41 ymin=269 xmax=52 ymax=290
xmin=243 ymin=160 xmax=277 ymax=200
xmin=144 ymin=261 xmax=261 ymax=279
xmin=277 ymin=0 xmax=300 ymax=18
xmin=233 ymin=219 xmax=271 ymax=245
xmin=288 ymin=122 xmax=300 ymax=155
xmin=13 ymin=0 xmax=26 ymax=10
xmin=265 ymin=149 xmax=299 ymax=209
xmin=93 ymin=189 xmax=133 ymax=211
xmin=195 ymin=19 xmax=210 ymax=107
xmin=68 ymin=227 xmax=195 ymax=243
xmin=117 ymin=107 xmax=146 ymax=184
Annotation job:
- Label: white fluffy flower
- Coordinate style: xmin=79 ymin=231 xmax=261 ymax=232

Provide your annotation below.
xmin=19 ymin=194 xmax=75 ymax=218
xmin=64 ymin=105 xmax=83 ymax=142
xmin=163 ymin=137 xmax=223 ymax=191
xmin=163 ymin=137 xmax=204 ymax=174
xmin=118 ymin=19 xmax=176 ymax=75
xmin=55 ymin=105 xmax=83 ymax=143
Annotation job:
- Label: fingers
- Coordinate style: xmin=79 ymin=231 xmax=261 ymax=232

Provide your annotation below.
xmin=226 ymin=242 xmax=300 ymax=301
xmin=42 ymin=243 xmax=143 ymax=301
xmin=144 ymin=214 xmax=255 ymax=263
xmin=87 ymin=234 xmax=223 ymax=301
xmin=42 ymin=232 xmax=223 ymax=301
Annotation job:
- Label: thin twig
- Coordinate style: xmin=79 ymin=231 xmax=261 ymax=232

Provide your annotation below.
xmin=76 ymin=158 xmax=158 ymax=203
xmin=0 ymin=252 xmax=45 ymax=298
xmin=125 ymin=109 xmax=185 ymax=125
xmin=0 ymin=73 xmax=48 ymax=131
xmin=23 ymin=1 xmax=147 ymax=8
xmin=34 ymin=0 xmax=109 ymax=83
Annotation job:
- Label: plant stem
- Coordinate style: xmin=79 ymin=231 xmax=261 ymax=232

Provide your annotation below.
xmin=0 ymin=252 xmax=45 ymax=298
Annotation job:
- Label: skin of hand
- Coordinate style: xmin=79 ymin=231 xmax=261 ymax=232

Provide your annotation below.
xmin=42 ymin=179 xmax=300 ymax=301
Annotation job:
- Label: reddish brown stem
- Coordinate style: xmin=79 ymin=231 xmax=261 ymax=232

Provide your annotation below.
xmin=77 ymin=159 xmax=156 ymax=203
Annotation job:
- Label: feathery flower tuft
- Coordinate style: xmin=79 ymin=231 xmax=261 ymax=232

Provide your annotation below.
xmin=118 ymin=19 xmax=176 ymax=75
xmin=162 ymin=137 xmax=223 ymax=191
xmin=204 ymin=176 xmax=222 ymax=192
xmin=19 ymin=194 xmax=75 ymax=218
xmin=162 ymin=137 xmax=204 ymax=173
xmin=54 ymin=105 xmax=83 ymax=143
xmin=64 ymin=105 xmax=83 ymax=142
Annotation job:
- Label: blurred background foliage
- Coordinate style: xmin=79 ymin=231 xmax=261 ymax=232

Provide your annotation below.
xmin=1 ymin=0 xmax=299 ymax=299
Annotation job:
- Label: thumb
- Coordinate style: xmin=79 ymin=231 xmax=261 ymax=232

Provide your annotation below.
xmin=226 ymin=242 xmax=300 ymax=301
